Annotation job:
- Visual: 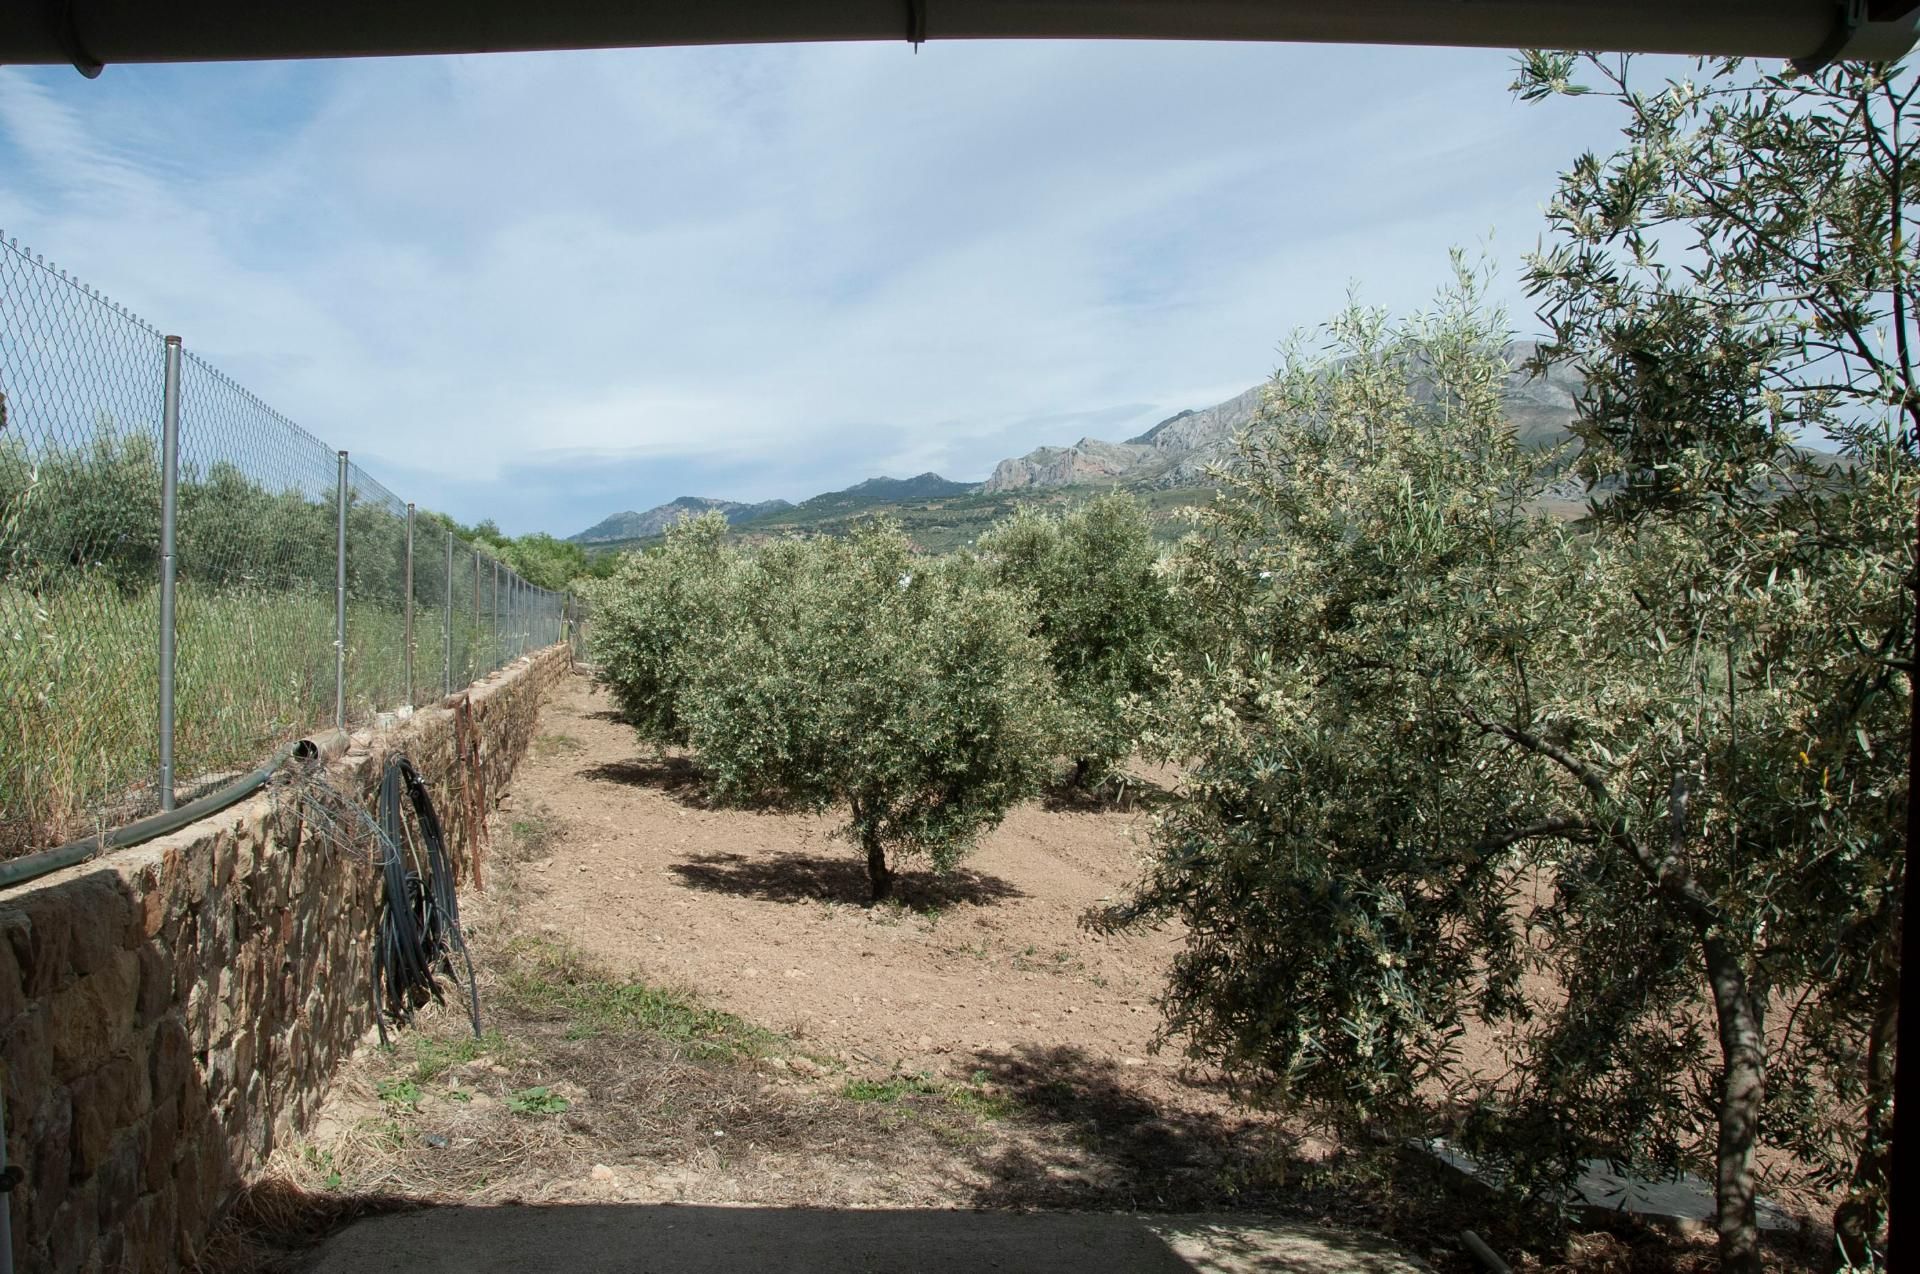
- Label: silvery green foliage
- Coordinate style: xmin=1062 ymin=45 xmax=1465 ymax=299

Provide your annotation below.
xmin=976 ymin=492 xmax=1173 ymax=787
xmin=582 ymin=511 xmax=733 ymax=744
xmin=1516 ymin=51 xmax=1916 ymax=1271
xmin=591 ymin=515 xmax=1057 ymax=902
xmin=684 ymin=519 xmax=1057 ymax=901
xmin=1114 ymin=254 xmax=1910 ymax=1270
xmin=1115 ymin=273 xmax=1565 ymax=1134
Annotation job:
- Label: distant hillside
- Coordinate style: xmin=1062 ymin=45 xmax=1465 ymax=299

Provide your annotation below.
xmin=570 ymin=349 xmax=1595 ymax=552
xmin=769 ymin=473 xmax=973 ymax=518
xmin=568 ymin=496 xmax=792 ymax=544
xmin=984 ymin=344 xmax=1583 ymax=494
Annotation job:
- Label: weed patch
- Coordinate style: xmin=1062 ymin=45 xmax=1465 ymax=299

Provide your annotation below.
xmin=497 ymin=937 xmax=780 ymax=1059
xmin=840 ymin=1070 xmax=1013 ymax=1121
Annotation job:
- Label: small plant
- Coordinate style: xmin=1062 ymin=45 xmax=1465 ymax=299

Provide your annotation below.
xmin=406 ymin=1031 xmax=499 ymax=1084
xmin=500 ymin=937 xmax=781 ymax=1059
xmin=506 ymin=1085 xmax=570 ymax=1116
xmin=301 ymin=1145 xmax=343 ymax=1190
xmin=840 ymin=1071 xmax=1011 ymax=1120
xmin=505 ymin=806 xmax=564 ymax=862
xmin=375 ymin=1078 xmax=421 ymax=1111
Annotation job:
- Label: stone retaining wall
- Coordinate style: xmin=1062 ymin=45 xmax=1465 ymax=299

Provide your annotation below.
xmin=0 ymin=643 xmax=572 ymax=1273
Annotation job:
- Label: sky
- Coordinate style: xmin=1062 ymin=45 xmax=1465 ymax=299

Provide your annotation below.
xmin=0 ymin=39 xmax=1666 ymax=536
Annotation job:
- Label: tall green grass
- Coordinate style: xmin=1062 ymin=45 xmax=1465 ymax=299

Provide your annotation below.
xmin=0 ymin=578 xmax=528 ymax=856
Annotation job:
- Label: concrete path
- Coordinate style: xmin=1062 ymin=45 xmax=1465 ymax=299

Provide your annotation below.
xmin=307 ymin=1204 xmax=1428 ymax=1273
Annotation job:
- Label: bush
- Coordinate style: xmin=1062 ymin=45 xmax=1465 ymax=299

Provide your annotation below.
xmin=1115 ymin=257 xmax=1912 ymax=1270
xmin=684 ymin=520 xmax=1057 ymax=901
xmin=976 ymin=492 xmax=1172 ymax=788
xmin=583 ymin=512 xmax=734 ymax=743
xmin=1114 ymin=276 xmax=1564 ymax=1136
xmin=590 ymin=516 xmax=1058 ymax=901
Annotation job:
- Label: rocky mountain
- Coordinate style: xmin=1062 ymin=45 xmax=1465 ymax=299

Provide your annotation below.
xmin=570 ymin=347 xmax=1590 ymax=543
xmin=984 ymin=345 xmax=1582 ymax=494
xmin=568 ymin=496 xmax=793 ymax=544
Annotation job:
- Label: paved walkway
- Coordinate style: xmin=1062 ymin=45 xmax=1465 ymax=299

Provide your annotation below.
xmin=309 ymin=1204 xmax=1429 ymax=1273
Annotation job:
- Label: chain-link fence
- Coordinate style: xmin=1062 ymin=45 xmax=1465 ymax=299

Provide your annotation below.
xmin=0 ymin=233 xmax=572 ymax=857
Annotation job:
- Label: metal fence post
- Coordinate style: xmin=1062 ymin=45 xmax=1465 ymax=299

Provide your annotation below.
xmin=334 ymin=450 xmax=348 ymax=729
xmin=471 ymin=551 xmax=480 ymax=682
xmin=492 ymin=559 xmax=500 ymax=666
xmin=403 ymin=502 xmax=415 ymax=707
xmin=443 ymin=531 xmax=454 ymax=697
xmin=157 ymin=335 xmax=183 ymax=812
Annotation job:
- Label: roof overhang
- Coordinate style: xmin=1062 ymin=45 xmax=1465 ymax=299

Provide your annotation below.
xmin=2 ymin=1 xmax=1916 ymax=78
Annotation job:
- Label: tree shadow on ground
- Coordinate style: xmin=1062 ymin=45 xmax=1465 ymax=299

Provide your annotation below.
xmin=670 ymin=849 xmax=1025 ymax=910
xmin=961 ymin=1044 xmax=1500 ymax=1255
xmin=577 ymin=757 xmax=714 ymax=808
xmin=201 ymin=1177 xmax=421 ymax=1272
xmin=962 ymin=1042 xmax=1304 ymax=1214
xmin=583 ymin=708 xmax=629 ymax=724
xmin=1039 ymin=775 xmax=1171 ymax=815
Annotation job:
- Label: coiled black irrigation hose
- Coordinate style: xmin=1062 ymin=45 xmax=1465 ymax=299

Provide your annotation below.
xmin=372 ymin=755 xmax=482 ymax=1044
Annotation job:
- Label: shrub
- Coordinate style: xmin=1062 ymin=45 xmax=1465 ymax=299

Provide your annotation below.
xmin=675 ymin=519 xmax=1058 ymax=902
xmin=1116 ymin=255 xmax=1911 ymax=1271
xmin=976 ymin=492 xmax=1172 ymax=788
xmin=583 ymin=512 xmax=733 ymax=743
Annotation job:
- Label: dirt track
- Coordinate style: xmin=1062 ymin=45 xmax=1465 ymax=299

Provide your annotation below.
xmin=508 ymin=674 xmax=1202 ymax=1100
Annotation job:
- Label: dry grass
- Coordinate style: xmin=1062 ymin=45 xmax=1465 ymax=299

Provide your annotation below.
xmin=201 ymin=802 xmax=1834 ymax=1274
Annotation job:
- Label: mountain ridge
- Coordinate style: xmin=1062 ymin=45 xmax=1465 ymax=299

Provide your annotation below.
xmin=569 ymin=496 xmax=793 ymax=544
xmin=567 ymin=344 xmax=1589 ymax=544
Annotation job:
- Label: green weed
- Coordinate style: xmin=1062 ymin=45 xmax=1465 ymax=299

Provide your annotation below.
xmin=500 ymin=937 xmax=781 ymax=1059
xmin=505 ymin=1085 xmax=570 ymax=1116
xmin=840 ymin=1070 xmax=1012 ymax=1120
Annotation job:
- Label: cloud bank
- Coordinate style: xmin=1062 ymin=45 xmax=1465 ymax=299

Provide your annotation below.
xmin=1 ymin=40 xmax=1651 ymax=534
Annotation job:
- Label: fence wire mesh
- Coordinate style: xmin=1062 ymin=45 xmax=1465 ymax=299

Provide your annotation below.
xmin=0 ymin=234 xmax=572 ymax=856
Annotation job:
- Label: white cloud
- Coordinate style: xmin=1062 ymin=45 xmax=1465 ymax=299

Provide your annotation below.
xmin=0 ymin=39 xmax=1667 ymax=533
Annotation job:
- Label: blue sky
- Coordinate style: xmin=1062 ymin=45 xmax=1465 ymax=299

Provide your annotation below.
xmin=1 ymin=40 xmax=1663 ymax=536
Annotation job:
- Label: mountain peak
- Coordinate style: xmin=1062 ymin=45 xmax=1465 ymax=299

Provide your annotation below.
xmin=567 ymin=496 xmax=792 ymax=544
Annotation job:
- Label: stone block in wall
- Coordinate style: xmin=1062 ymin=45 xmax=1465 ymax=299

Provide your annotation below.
xmin=92 ymin=1129 xmax=142 ymax=1230
xmin=10 ymin=906 xmax=69 ymax=1000
xmin=142 ymin=1096 xmax=177 ymax=1182
xmin=0 ymin=920 xmax=26 ymax=1036
xmin=69 ymin=1050 xmax=147 ymax=1177
xmin=149 ymin=1018 xmax=190 ymax=1111
xmin=15 ymin=1085 xmax=71 ymax=1246
xmin=44 ymin=1178 xmax=96 ymax=1274
xmin=134 ymin=944 xmax=170 ymax=1027
xmin=48 ymin=949 xmax=138 ymax=1082
xmin=0 ymin=642 xmax=572 ymax=1273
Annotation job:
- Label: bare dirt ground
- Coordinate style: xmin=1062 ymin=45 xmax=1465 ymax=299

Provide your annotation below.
xmin=211 ymin=674 xmax=1826 ymax=1273
xmin=513 ymin=676 xmax=1197 ymax=1102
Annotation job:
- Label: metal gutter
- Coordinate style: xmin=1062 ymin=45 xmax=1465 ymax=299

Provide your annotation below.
xmin=1 ymin=1 xmax=1914 ymax=73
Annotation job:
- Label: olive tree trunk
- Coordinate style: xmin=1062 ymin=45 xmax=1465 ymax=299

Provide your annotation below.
xmin=1703 ymin=932 xmax=1767 ymax=1274
xmin=1831 ymin=978 xmax=1898 ymax=1269
xmin=861 ymin=826 xmax=893 ymax=904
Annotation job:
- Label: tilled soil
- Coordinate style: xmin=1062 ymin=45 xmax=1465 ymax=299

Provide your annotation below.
xmin=220 ymin=672 xmax=1826 ymax=1273
xmin=509 ymin=674 xmax=1208 ymax=1106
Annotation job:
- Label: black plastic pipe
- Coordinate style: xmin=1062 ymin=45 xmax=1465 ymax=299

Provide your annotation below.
xmin=0 ymin=739 xmax=305 ymax=893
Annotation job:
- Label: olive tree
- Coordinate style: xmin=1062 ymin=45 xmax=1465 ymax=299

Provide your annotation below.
xmin=1516 ymin=51 xmax=1915 ymax=1269
xmin=1112 ymin=252 xmax=1910 ymax=1273
xmin=582 ymin=511 xmax=733 ymax=743
xmin=682 ymin=519 xmax=1057 ymax=902
xmin=1113 ymin=276 xmax=1573 ymax=1145
xmin=977 ymin=492 xmax=1172 ymax=788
